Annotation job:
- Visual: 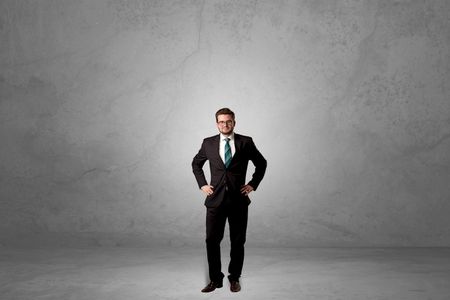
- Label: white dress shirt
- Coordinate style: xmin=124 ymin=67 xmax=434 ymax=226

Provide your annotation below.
xmin=219 ymin=132 xmax=236 ymax=164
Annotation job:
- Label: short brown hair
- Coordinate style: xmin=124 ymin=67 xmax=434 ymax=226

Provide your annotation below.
xmin=215 ymin=108 xmax=235 ymax=122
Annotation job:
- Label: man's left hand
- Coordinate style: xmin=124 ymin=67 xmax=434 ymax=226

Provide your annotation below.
xmin=240 ymin=185 xmax=254 ymax=196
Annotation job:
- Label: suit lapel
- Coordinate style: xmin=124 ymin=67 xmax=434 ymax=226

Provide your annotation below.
xmin=213 ymin=135 xmax=225 ymax=167
xmin=230 ymin=133 xmax=242 ymax=166
xmin=233 ymin=133 xmax=241 ymax=155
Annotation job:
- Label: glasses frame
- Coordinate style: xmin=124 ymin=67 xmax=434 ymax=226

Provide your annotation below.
xmin=217 ymin=120 xmax=234 ymax=126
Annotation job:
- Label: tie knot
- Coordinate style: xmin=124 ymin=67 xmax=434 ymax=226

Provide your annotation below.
xmin=225 ymin=138 xmax=230 ymax=142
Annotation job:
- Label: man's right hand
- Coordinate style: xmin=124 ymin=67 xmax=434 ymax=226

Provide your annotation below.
xmin=201 ymin=185 xmax=214 ymax=196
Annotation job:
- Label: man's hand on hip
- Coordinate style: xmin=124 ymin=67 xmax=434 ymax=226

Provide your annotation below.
xmin=201 ymin=185 xmax=214 ymax=196
xmin=240 ymin=185 xmax=254 ymax=196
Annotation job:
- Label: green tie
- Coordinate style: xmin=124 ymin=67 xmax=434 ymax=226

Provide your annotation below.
xmin=224 ymin=138 xmax=232 ymax=168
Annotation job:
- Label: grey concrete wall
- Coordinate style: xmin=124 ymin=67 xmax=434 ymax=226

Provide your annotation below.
xmin=1 ymin=0 xmax=449 ymax=247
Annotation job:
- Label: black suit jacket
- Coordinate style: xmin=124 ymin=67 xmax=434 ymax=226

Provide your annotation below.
xmin=192 ymin=133 xmax=267 ymax=208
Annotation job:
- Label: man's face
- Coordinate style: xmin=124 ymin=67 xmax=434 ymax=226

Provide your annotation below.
xmin=216 ymin=114 xmax=235 ymax=136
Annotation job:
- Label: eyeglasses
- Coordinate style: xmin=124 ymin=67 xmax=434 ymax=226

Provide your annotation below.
xmin=217 ymin=120 xmax=234 ymax=126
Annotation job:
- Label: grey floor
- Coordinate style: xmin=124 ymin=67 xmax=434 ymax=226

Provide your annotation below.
xmin=1 ymin=246 xmax=449 ymax=300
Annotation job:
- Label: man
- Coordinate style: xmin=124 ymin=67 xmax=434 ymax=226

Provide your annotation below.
xmin=192 ymin=108 xmax=267 ymax=293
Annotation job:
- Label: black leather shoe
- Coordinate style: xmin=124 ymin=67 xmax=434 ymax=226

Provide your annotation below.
xmin=230 ymin=280 xmax=241 ymax=292
xmin=201 ymin=281 xmax=223 ymax=293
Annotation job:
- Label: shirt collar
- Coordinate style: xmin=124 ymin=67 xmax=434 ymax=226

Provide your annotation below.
xmin=220 ymin=132 xmax=235 ymax=141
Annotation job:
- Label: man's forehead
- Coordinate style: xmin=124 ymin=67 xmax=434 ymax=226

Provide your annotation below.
xmin=217 ymin=114 xmax=233 ymax=120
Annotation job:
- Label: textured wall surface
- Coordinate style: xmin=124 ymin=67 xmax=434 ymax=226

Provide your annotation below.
xmin=1 ymin=0 xmax=449 ymax=247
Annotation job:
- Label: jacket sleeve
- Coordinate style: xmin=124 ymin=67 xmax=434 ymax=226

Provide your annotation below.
xmin=192 ymin=139 xmax=209 ymax=189
xmin=247 ymin=138 xmax=267 ymax=191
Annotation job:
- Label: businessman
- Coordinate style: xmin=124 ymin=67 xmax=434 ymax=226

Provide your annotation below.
xmin=192 ymin=108 xmax=267 ymax=293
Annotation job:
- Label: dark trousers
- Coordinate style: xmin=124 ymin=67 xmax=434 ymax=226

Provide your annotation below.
xmin=206 ymin=192 xmax=248 ymax=282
